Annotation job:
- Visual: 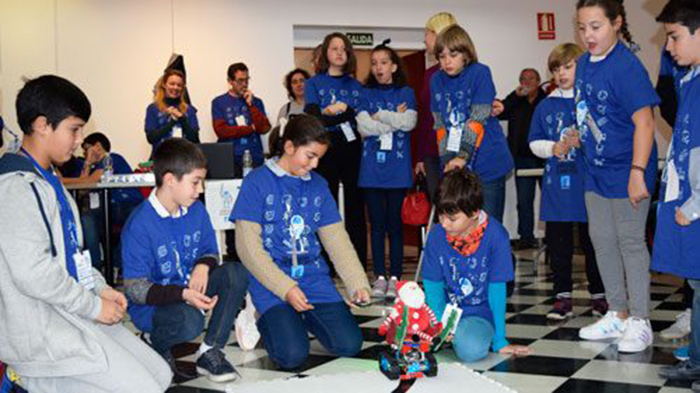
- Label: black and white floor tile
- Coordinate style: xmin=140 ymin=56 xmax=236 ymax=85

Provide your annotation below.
xmin=122 ymin=250 xmax=694 ymax=393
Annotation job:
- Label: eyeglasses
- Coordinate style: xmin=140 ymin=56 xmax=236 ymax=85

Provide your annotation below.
xmin=234 ymin=77 xmax=251 ymax=84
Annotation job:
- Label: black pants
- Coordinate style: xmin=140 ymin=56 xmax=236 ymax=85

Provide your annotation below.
xmin=546 ymin=222 xmax=605 ymax=296
xmin=316 ymin=132 xmax=367 ymax=267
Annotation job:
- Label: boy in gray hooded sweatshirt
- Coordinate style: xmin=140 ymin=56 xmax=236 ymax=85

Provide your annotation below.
xmin=0 ymin=75 xmax=171 ymax=393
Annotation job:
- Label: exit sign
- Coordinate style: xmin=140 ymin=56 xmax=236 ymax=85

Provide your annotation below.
xmin=347 ymin=33 xmax=374 ymax=47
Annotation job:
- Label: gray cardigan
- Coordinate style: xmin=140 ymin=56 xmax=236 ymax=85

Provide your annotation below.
xmin=0 ymin=153 xmax=110 ymax=378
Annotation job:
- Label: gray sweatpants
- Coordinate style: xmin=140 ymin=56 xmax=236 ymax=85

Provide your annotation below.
xmin=22 ymin=323 xmax=172 ymax=393
xmin=585 ymin=192 xmax=651 ymax=318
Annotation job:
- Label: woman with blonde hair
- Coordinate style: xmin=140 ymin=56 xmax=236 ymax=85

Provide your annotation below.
xmin=144 ymin=69 xmax=200 ymax=158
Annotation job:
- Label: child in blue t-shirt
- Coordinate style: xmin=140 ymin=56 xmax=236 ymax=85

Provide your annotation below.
xmin=304 ymin=32 xmax=367 ymax=267
xmin=144 ymin=69 xmax=200 ymax=158
xmin=653 ymin=1 xmax=700 ymax=383
xmin=122 ymin=138 xmax=248 ymax=383
xmin=211 ymin=62 xmax=271 ymax=175
xmin=528 ymin=43 xmax=607 ymax=320
xmin=430 ymin=25 xmax=514 ymax=222
xmin=357 ymin=43 xmax=417 ymax=299
xmin=231 ymin=114 xmax=371 ymax=370
xmin=422 ymin=170 xmax=530 ymax=362
xmin=61 ymin=132 xmax=143 ymax=268
xmin=574 ymin=0 xmax=660 ymax=354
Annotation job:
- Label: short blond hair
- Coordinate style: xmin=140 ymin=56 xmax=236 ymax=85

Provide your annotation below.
xmin=434 ymin=25 xmax=478 ymax=65
xmin=547 ymin=43 xmax=584 ymax=73
xmin=425 ymin=12 xmax=458 ymax=34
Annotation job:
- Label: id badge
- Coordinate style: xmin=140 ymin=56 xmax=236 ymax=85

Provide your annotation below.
xmin=172 ymin=124 xmax=182 ymax=138
xmin=340 ymin=122 xmax=356 ymax=142
xmin=560 ymin=175 xmax=571 ymax=190
xmin=379 ymin=133 xmax=393 ymax=151
xmin=291 ymin=264 xmax=305 ymax=279
xmin=236 ymin=115 xmax=247 ymax=126
xmin=89 ymin=192 xmax=100 ymax=209
xmin=376 ymin=151 xmax=386 ymax=164
xmin=74 ymin=250 xmax=95 ymax=290
xmin=447 ymin=126 xmax=462 ymax=153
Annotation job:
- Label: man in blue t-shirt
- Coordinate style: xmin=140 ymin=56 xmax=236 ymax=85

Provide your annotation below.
xmin=121 ymin=138 xmax=248 ymax=383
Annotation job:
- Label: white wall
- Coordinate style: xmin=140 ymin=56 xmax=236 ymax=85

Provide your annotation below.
xmin=0 ymin=0 xmax=671 ymax=237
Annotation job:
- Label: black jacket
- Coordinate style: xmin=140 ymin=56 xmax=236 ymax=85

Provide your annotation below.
xmin=498 ymin=88 xmax=546 ymax=160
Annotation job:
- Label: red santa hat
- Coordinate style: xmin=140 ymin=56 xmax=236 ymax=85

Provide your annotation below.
xmin=396 ymin=281 xmax=425 ymax=309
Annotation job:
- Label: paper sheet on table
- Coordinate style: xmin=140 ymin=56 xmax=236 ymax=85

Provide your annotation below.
xmin=204 ymin=179 xmax=243 ymax=230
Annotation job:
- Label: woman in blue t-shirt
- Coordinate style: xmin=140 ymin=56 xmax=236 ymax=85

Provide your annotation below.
xmin=231 ymin=114 xmax=370 ymax=370
xmin=574 ymin=0 xmax=660 ymax=354
xmin=304 ymin=32 xmax=367 ymax=267
xmin=430 ymin=25 xmax=514 ymax=222
xmin=422 ymin=170 xmax=530 ymax=362
xmin=144 ymin=69 xmax=200 ymax=158
xmin=357 ymin=43 xmax=417 ymax=299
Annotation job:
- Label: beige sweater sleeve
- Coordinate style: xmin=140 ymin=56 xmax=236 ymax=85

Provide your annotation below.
xmin=235 ymin=220 xmax=297 ymax=301
xmin=317 ymin=222 xmax=370 ymax=297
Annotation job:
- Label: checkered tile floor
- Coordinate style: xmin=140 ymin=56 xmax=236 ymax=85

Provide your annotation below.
xmin=123 ymin=249 xmax=694 ymax=393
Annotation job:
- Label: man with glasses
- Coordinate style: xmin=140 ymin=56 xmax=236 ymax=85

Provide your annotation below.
xmin=494 ymin=68 xmax=547 ymax=250
xmin=212 ymin=62 xmax=271 ymax=177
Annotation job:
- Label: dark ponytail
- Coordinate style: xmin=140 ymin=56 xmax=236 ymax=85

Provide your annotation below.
xmin=577 ymin=0 xmax=639 ymax=52
xmin=268 ymin=114 xmax=330 ymax=158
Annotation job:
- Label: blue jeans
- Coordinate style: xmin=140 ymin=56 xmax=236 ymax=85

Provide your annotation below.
xmin=257 ymin=302 xmax=363 ymax=370
xmin=364 ymin=188 xmax=406 ymax=278
xmin=150 ymin=262 xmax=248 ymax=356
xmin=452 ymin=316 xmax=494 ymax=363
xmin=482 ymin=176 xmax=506 ymax=223
xmin=514 ymin=156 xmax=539 ymax=242
xmin=688 ymin=279 xmax=700 ymax=365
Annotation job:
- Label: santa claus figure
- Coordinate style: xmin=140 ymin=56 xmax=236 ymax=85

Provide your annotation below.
xmin=378 ymin=281 xmax=443 ymax=346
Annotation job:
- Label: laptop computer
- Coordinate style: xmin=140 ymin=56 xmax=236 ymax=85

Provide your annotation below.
xmin=198 ymin=142 xmax=237 ymax=179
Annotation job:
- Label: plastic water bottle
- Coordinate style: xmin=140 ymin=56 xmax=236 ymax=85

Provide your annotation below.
xmin=242 ymin=150 xmax=253 ymax=178
xmin=102 ymin=153 xmax=113 ymax=179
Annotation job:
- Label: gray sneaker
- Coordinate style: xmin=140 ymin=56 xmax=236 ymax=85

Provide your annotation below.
xmin=372 ymin=277 xmax=388 ymax=298
xmin=386 ymin=277 xmax=399 ymax=299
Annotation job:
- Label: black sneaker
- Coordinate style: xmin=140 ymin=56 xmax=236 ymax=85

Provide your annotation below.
xmin=196 ymin=348 xmax=239 ymax=383
xmin=165 ymin=354 xmax=198 ymax=383
xmin=546 ymin=298 xmax=574 ymax=320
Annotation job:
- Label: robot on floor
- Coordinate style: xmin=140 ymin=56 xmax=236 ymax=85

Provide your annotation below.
xmin=377 ymin=281 xmax=461 ymax=382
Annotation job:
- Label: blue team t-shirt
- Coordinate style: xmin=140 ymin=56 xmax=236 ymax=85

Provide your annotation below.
xmin=358 ymin=85 xmax=415 ymax=189
xmin=144 ymin=103 xmax=199 ymax=157
xmin=304 ymin=72 xmax=365 ymax=133
xmin=421 ymin=218 xmax=514 ymax=325
xmin=211 ymin=93 xmax=266 ymax=164
xmin=229 ymin=159 xmax=344 ymax=315
xmin=528 ymin=92 xmax=587 ymax=222
xmin=430 ymin=63 xmax=514 ymax=182
xmin=652 ymin=67 xmax=700 ymax=279
xmin=122 ymin=194 xmax=219 ymax=332
xmin=574 ymin=42 xmax=660 ymax=198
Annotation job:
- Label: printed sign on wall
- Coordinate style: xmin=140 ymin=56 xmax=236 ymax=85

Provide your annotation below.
xmin=538 ymin=13 xmax=556 ymax=40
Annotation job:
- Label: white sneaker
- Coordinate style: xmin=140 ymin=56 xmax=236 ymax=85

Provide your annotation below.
xmin=579 ymin=311 xmax=627 ymax=340
xmin=372 ymin=276 xmax=388 ymax=298
xmin=235 ymin=293 xmax=260 ymax=351
xmin=617 ymin=317 xmax=653 ymax=353
xmin=660 ymin=308 xmax=691 ymax=340
xmin=385 ymin=277 xmax=399 ymax=299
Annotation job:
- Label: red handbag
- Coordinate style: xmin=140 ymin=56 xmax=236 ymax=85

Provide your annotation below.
xmin=402 ymin=175 xmax=431 ymax=226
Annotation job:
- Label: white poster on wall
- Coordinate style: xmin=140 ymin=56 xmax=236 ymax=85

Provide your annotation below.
xmin=204 ymin=179 xmax=243 ymax=231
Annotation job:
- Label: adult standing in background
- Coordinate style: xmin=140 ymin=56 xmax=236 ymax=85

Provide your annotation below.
xmin=144 ymin=69 xmax=200 ymax=159
xmin=212 ymin=62 xmax=271 ymax=259
xmin=277 ymin=68 xmax=310 ymax=123
xmin=414 ymin=12 xmax=458 ymax=202
xmin=494 ymin=68 xmax=546 ymax=249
